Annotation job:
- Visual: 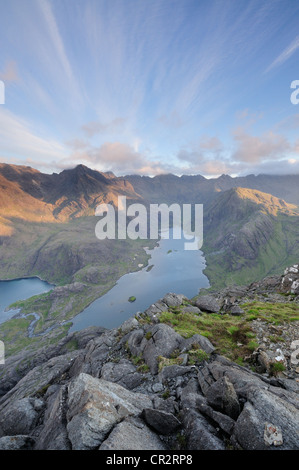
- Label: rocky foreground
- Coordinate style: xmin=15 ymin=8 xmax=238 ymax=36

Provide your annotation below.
xmin=0 ymin=265 xmax=298 ymax=450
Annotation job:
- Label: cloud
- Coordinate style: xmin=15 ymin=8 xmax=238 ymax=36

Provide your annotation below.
xmin=177 ymin=135 xmax=223 ymax=166
xmin=0 ymin=61 xmax=18 ymax=82
xmin=174 ymin=125 xmax=299 ymax=177
xmin=274 ymin=114 xmax=299 ymax=132
xmin=63 ymin=140 xmax=168 ymax=176
xmin=37 ymin=0 xmax=75 ymax=86
xmin=82 ymin=118 xmax=127 ymax=138
xmin=0 ymin=108 xmax=67 ymax=162
xmin=232 ymin=128 xmax=290 ymax=163
xmin=265 ymin=35 xmax=299 ymax=73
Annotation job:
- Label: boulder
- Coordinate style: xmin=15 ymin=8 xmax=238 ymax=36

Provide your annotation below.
xmin=205 ymin=376 xmax=240 ymax=420
xmin=142 ymin=408 xmax=181 ymax=434
xmin=158 ymin=365 xmax=195 ymax=383
xmin=182 ymin=333 xmax=215 ymax=354
xmin=183 ymin=409 xmax=226 ymax=450
xmin=99 ymin=417 xmax=167 ymax=450
xmin=118 ymin=317 xmax=139 ymax=334
xmin=69 ymin=329 xmax=117 ymax=377
xmin=0 ymin=435 xmax=35 ymax=450
xmin=0 ymin=351 xmax=80 ymax=410
xmin=232 ymin=386 xmax=299 ymax=450
xmin=142 ymin=324 xmax=184 ymax=374
xmin=192 ymin=394 xmax=235 ymax=436
xmin=34 ymin=385 xmax=71 ymax=450
xmin=230 ymin=305 xmax=245 ymax=316
xmin=195 ymin=295 xmax=221 ymax=313
xmin=162 ymin=293 xmax=188 ymax=307
xmin=0 ymin=397 xmax=44 ymax=437
xmin=181 ymin=305 xmax=202 ymax=315
xmin=124 ymin=329 xmax=147 ymax=358
xmin=100 ymin=359 xmax=144 ymax=390
xmin=66 ymin=373 xmax=152 ymax=450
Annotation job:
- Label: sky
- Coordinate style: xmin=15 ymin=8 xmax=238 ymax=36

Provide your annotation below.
xmin=1 ymin=0 xmax=299 ymax=177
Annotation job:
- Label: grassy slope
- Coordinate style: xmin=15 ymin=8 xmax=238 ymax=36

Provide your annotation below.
xmin=159 ymin=301 xmax=299 ymax=366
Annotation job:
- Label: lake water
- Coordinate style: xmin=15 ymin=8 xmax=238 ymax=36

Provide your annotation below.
xmin=0 ymin=278 xmax=54 ymax=325
xmin=0 ymin=230 xmax=209 ymax=332
xmin=69 ymin=229 xmax=209 ymax=331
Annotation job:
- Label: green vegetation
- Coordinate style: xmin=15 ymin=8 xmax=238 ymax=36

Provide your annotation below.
xmin=0 ymin=315 xmax=71 ymax=358
xmin=187 ymin=348 xmax=210 ymax=365
xmin=269 ymin=361 xmax=286 ymax=376
xmin=158 ymin=355 xmax=184 ymax=371
xmin=127 ymin=353 xmax=150 ymax=373
xmin=137 ymin=363 xmax=150 ymax=373
xmin=0 ymin=317 xmax=39 ymax=356
xmin=159 ymin=310 xmax=255 ymax=363
xmin=159 ymin=300 xmax=299 ymax=364
xmin=128 ymin=296 xmax=136 ymax=302
xmin=241 ymin=301 xmax=299 ymax=324
xmin=176 ymin=432 xmax=187 ymax=449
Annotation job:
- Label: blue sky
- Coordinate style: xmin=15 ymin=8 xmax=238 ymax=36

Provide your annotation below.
xmin=1 ymin=0 xmax=299 ymax=177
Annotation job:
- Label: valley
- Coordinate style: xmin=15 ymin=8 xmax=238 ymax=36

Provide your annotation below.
xmin=0 ymin=163 xmax=298 ymax=386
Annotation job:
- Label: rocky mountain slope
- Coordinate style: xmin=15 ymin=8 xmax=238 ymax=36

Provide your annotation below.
xmin=0 ymin=163 xmax=142 ymax=235
xmin=202 ymin=187 xmax=299 ymax=288
xmin=0 ymin=264 xmax=298 ymax=450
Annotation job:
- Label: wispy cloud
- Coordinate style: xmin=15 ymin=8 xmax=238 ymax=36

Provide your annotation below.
xmin=37 ymin=0 xmax=74 ymax=83
xmin=1 ymin=0 xmax=299 ymax=177
xmin=0 ymin=108 xmax=67 ymax=162
xmin=265 ymin=35 xmax=299 ymax=73
xmin=82 ymin=118 xmax=127 ymax=138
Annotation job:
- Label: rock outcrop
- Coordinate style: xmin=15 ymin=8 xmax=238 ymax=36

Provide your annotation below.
xmin=0 ymin=266 xmax=298 ymax=451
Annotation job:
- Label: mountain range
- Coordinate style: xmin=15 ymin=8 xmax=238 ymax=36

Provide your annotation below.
xmin=0 ymin=162 xmax=298 ymax=289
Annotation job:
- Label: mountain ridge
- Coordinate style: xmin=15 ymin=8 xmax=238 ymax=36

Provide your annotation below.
xmin=0 ymin=162 xmax=298 ymax=290
xmin=202 ymin=187 xmax=299 ymax=287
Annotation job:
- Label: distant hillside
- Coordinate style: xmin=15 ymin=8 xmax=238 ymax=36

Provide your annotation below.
xmin=125 ymin=173 xmax=299 ymax=206
xmin=202 ymin=187 xmax=299 ymax=287
xmin=0 ymin=163 xmax=142 ymax=234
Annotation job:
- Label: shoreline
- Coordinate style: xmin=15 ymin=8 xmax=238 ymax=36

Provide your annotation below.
xmin=0 ymin=275 xmax=56 ymax=286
